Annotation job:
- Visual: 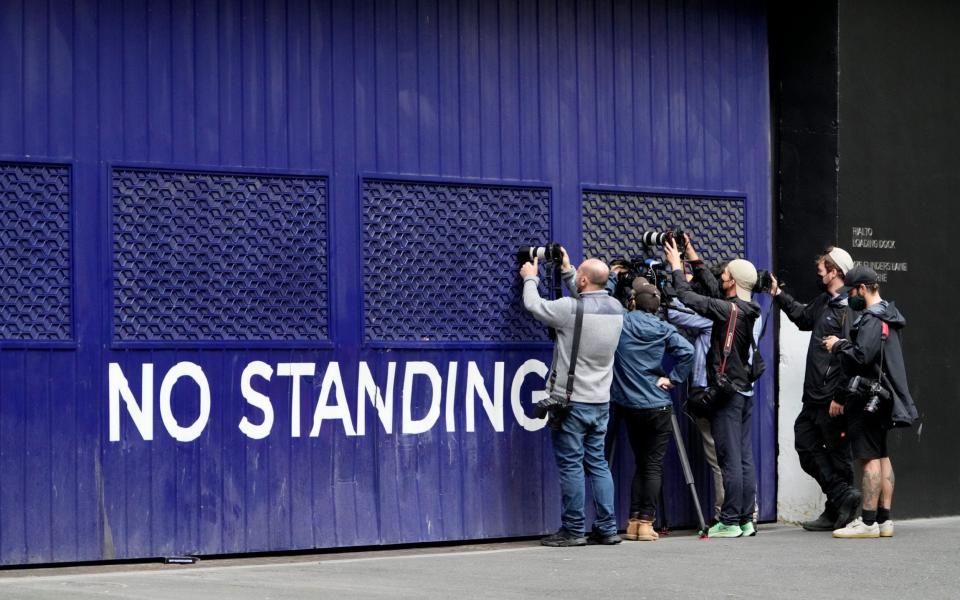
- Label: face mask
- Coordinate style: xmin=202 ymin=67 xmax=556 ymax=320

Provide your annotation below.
xmin=817 ymin=279 xmax=829 ymax=293
xmin=848 ymin=294 xmax=866 ymax=311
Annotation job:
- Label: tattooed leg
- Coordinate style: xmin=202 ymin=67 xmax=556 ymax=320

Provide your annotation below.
xmin=880 ymin=457 xmax=894 ymax=510
xmin=861 ymin=459 xmax=882 ymax=511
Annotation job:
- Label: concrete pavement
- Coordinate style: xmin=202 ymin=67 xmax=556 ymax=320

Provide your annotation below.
xmin=1 ymin=517 xmax=958 ymax=599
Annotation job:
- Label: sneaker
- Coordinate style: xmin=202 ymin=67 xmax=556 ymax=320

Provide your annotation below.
xmin=833 ymin=489 xmax=863 ymax=530
xmin=740 ymin=522 xmax=756 ymax=537
xmin=878 ymin=520 xmax=894 ymax=538
xmin=707 ymin=522 xmax=742 ymax=538
xmin=802 ymin=510 xmax=838 ymax=532
xmin=832 ymin=517 xmax=880 ymax=539
xmin=541 ymin=529 xmax=588 ymax=547
xmin=587 ymin=530 xmax=622 ymax=545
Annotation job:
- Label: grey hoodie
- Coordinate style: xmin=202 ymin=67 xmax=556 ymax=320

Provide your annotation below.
xmin=522 ymin=276 xmax=624 ymax=403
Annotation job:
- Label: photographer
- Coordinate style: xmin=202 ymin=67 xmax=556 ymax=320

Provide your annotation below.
xmin=664 ymin=238 xmax=761 ymax=538
xmin=520 ymin=252 xmax=625 ymax=547
xmin=823 ymin=266 xmax=918 ymax=538
xmin=670 ymin=239 xmax=762 ymax=527
xmin=606 ymin=277 xmax=694 ymax=541
xmin=768 ymin=248 xmax=862 ymax=532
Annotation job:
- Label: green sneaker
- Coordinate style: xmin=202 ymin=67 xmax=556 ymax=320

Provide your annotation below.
xmin=707 ymin=522 xmax=742 ymax=538
xmin=740 ymin=522 xmax=756 ymax=537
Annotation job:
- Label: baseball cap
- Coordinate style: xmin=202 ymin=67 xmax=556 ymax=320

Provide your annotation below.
xmin=827 ymin=247 xmax=854 ymax=275
xmin=839 ymin=265 xmax=879 ymax=292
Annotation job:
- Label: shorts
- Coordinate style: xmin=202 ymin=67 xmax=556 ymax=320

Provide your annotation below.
xmin=845 ymin=399 xmax=888 ymax=460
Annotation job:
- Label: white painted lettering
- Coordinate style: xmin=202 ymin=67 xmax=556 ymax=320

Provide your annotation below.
xmin=109 ymin=362 xmax=154 ymax=442
xmin=309 ymin=362 xmax=357 ymax=436
xmin=402 ymin=361 xmax=442 ymax=435
xmin=239 ymin=361 xmax=275 ymax=440
xmin=277 ymin=362 xmax=316 ymax=437
xmin=158 ymin=362 xmax=211 ymax=442
xmin=510 ymin=359 xmax=549 ymax=432
xmin=356 ymin=361 xmax=395 ymax=435
xmin=466 ymin=361 xmax=505 ymax=432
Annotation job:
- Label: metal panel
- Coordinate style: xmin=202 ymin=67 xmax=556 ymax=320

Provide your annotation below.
xmin=0 ymin=0 xmax=772 ymax=565
xmin=360 ymin=176 xmax=551 ymax=345
xmin=110 ymin=166 xmax=329 ymax=345
xmin=0 ymin=161 xmax=73 ymax=344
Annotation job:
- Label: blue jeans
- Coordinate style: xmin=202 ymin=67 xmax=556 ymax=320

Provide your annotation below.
xmin=550 ymin=402 xmax=617 ymax=536
xmin=710 ymin=392 xmax=756 ymax=525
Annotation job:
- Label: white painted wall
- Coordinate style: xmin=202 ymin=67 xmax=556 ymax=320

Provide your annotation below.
xmin=777 ymin=318 xmax=828 ymax=523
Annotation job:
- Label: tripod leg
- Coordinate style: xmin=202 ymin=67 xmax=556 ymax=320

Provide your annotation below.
xmin=671 ymin=413 xmax=707 ymax=534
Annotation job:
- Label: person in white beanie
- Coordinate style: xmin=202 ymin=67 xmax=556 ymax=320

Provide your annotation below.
xmin=767 ymin=247 xmax=862 ymax=532
xmin=664 ymin=239 xmax=762 ymax=538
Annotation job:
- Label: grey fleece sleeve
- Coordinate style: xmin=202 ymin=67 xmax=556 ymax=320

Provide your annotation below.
xmin=523 ymin=276 xmax=575 ymax=329
xmin=561 ymin=267 xmax=579 ymax=298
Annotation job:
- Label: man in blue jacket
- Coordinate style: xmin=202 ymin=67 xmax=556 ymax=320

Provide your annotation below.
xmin=608 ymin=278 xmax=694 ymax=541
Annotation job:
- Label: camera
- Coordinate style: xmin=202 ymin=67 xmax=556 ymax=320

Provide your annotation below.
xmin=642 ymin=229 xmax=687 ymax=255
xmin=846 ymin=375 xmax=892 ymax=414
xmin=753 ymin=269 xmax=775 ymax=294
xmin=610 ymin=257 xmax=675 ymax=307
xmin=516 ymin=242 xmax=564 ymax=266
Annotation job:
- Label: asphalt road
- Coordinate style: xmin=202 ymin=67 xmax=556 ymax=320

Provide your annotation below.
xmin=1 ymin=517 xmax=958 ymax=599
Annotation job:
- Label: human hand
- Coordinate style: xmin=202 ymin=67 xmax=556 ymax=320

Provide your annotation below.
xmin=561 ymin=246 xmax=572 ymax=271
xmin=682 ymin=233 xmax=699 ymax=261
xmin=664 ymin=238 xmax=683 ymax=270
xmin=656 ymin=377 xmax=675 ymax=391
xmin=828 ymin=400 xmax=844 ymax=417
xmin=519 ymin=257 xmax=539 ymax=278
xmin=610 ymin=264 xmax=626 ymax=274
xmin=769 ymin=274 xmax=780 ymax=296
xmin=822 ymin=335 xmax=840 ymax=352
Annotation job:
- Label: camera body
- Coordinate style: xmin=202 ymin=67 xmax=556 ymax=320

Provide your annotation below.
xmin=846 ymin=375 xmax=892 ymax=414
xmin=753 ymin=269 xmax=775 ymax=294
xmin=516 ymin=242 xmax=563 ymax=266
xmin=610 ymin=257 xmax=675 ymax=307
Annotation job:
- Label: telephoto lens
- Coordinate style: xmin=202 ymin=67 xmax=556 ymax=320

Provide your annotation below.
xmin=516 ymin=242 xmax=564 ymax=266
xmin=641 ymin=231 xmax=668 ymax=247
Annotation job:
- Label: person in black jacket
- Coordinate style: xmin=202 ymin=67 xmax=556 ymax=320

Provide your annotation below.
xmin=665 ymin=238 xmax=761 ymax=538
xmin=768 ymin=247 xmax=862 ymax=531
xmin=824 ymin=266 xmax=919 ymax=539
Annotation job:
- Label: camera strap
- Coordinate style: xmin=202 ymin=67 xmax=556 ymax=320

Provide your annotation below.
xmin=547 ymin=298 xmax=585 ymax=401
xmin=877 ymin=320 xmax=889 ymax=381
xmin=718 ymin=302 xmax=739 ymax=376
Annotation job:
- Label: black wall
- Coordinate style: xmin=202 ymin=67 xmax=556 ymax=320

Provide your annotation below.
xmin=837 ymin=0 xmax=960 ymax=516
xmin=775 ymin=0 xmax=960 ymax=517
xmin=771 ymin=1 xmax=839 ymax=301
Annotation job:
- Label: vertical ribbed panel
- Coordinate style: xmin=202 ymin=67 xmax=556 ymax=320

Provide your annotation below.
xmin=0 ymin=0 xmax=771 ymax=565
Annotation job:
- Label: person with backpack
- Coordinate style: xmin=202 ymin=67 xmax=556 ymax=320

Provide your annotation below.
xmin=664 ymin=238 xmax=761 ymax=538
xmin=823 ymin=266 xmax=919 ymax=538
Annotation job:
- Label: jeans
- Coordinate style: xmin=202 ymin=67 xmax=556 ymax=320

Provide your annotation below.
xmin=550 ymin=402 xmax=617 ymax=537
xmin=709 ymin=392 xmax=756 ymax=526
xmin=794 ymin=402 xmax=855 ymax=513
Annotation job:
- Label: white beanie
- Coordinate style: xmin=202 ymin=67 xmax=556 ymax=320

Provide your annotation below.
xmin=727 ymin=259 xmax=757 ymax=302
xmin=827 ymin=247 xmax=854 ymax=276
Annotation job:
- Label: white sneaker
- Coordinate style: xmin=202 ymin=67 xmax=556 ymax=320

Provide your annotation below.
xmin=878 ymin=520 xmax=894 ymax=537
xmin=833 ymin=517 xmax=880 ymax=539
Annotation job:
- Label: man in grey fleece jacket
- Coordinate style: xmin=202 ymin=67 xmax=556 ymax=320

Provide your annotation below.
xmin=520 ymin=254 xmax=625 ymax=547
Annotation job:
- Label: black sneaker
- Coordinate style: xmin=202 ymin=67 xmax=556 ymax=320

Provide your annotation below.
xmin=834 ymin=489 xmax=863 ymax=530
xmin=541 ymin=529 xmax=588 ymax=547
xmin=802 ymin=511 xmax=837 ymax=532
xmin=586 ymin=530 xmax=622 ymax=545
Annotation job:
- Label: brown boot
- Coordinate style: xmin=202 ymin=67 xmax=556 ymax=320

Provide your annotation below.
xmin=624 ymin=518 xmax=642 ymax=541
xmin=636 ymin=519 xmax=658 ymax=541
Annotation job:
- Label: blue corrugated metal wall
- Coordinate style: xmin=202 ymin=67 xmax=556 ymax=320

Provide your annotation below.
xmin=0 ymin=0 xmax=771 ymax=565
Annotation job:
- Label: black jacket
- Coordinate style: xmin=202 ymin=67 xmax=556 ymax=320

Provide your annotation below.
xmin=673 ymin=269 xmax=761 ymax=393
xmin=833 ymin=300 xmax=919 ymax=428
xmin=775 ymin=290 xmax=853 ymax=405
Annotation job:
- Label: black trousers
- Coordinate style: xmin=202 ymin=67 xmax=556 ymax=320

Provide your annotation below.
xmin=607 ymin=404 xmax=673 ymax=519
xmin=794 ymin=402 xmax=855 ymax=512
